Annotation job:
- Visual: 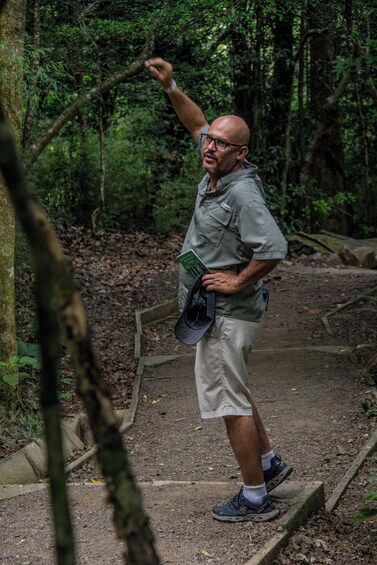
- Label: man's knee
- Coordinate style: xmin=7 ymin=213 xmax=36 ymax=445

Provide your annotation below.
xmin=223 ymin=414 xmax=239 ymax=423
xmin=223 ymin=414 xmax=251 ymax=427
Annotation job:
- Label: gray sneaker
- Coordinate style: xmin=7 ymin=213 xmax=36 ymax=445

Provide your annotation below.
xmin=264 ymin=454 xmax=293 ymax=492
xmin=211 ymin=489 xmax=280 ymax=522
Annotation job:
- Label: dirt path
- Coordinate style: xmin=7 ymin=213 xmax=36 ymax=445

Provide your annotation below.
xmin=119 ymin=346 xmax=374 ymax=564
xmin=1 ymin=261 xmax=376 ymax=564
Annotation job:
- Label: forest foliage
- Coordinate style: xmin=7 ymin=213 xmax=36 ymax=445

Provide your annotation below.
xmin=17 ymin=0 xmax=377 ymax=236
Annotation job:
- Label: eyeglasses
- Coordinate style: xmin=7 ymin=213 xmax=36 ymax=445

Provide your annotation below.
xmin=200 ymin=133 xmax=244 ymax=152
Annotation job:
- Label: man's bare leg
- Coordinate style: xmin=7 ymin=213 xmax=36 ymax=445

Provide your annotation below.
xmin=223 ymin=415 xmax=264 ymax=485
xmin=250 ymin=398 xmax=271 ymax=455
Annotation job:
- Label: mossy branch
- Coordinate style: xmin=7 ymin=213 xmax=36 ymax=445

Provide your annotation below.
xmin=0 ymin=106 xmax=160 ymax=564
xmin=0 ymin=111 xmax=74 ymax=563
xmin=26 ymin=33 xmax=155 ymax=165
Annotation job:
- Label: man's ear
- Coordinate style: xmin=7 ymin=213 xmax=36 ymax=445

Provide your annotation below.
xmin=237 ymin=146 xmax=249 ymax=160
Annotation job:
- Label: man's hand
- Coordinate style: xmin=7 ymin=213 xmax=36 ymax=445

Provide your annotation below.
xmin=145 ymin=58 xmax=174 ymax=90
xmin=202 ymin=259 xmax=281 ymax=294
xmin=202 ymin=270 xmax=240 ymax=294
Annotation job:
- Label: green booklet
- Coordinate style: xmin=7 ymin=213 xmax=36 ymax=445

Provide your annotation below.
xmin=177 ymin=249 xmax=211 ymax=278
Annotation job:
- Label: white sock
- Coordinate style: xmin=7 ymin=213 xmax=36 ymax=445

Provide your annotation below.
xmin=242 ymin=483 xmax=267 ymax=505
xmin=261 ymin=450 xmax=275 ymax=471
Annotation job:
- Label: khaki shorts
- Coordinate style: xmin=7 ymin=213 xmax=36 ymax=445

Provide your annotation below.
xmin=195 ymin=316 xmax=261 ymax=419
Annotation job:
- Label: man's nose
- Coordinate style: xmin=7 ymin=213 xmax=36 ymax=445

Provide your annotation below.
xmin=207 ymin=139 xmax=216 ymax=150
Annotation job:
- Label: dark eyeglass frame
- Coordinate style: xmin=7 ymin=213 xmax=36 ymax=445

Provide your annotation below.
xmin=200 ymin=133 xmax=245 ymax=151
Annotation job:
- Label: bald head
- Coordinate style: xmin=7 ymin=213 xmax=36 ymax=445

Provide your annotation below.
xmin=202 ymin=115 xmax=250 ymax=184
xmin=210 ymin=115 xmax=250 ymax=147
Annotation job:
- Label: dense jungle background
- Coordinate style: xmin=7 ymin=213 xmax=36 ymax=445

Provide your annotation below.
xmin=11 ymin=0 xmax=377 ymax=235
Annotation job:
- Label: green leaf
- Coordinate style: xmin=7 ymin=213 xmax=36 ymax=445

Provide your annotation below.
xmin=2 ymin=373 xmax=20 ymax=386
xmin=59 ymin=391 xmax=73 ymax=400
xmin=353 ymin=507 xmax=377 ymax=522
xmin=201 ymin=550 xmax=215 ymax=558
xmin=18 ymin=356 xmax=41 ymax=369
xmin=365 ymin=492 xmax=377 ymax=502
xmin=60 ymin=377 xmax=73 ymax=385
xmin=17 ymin=340 xmax=41 ymax=359
xmin=9 ymin=357 xmax=20 ymax=366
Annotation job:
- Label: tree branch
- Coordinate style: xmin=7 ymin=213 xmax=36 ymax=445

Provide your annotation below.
xmin=0 ymin=104 xmax=160 ymax=565
xmin=26 ymin=33 xmax=155 ymax=165
xmin=0 ymin=105 xmax=74 ymax=564
xmin=293 ymin=28 xmax=328 ymax=63
xmin=326 ymin=69 xmax=353 ymax=108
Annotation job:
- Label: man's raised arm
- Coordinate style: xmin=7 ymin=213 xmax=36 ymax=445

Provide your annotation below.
xmin=145 ymin=58 xmax=208 ymax=140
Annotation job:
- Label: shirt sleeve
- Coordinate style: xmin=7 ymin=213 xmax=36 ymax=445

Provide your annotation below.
xmin=237 ymin=199 xmax=288 ymax=260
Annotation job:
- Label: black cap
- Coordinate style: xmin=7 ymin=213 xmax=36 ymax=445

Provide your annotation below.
xmin=174 ymin=275 xmax=215 ymax=345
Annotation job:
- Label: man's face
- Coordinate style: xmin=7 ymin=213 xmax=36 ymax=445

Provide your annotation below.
xmin=202 ymin=143 xmax=239 ymax=178
xmin=201 ymin=121 xmax=245 ymax=180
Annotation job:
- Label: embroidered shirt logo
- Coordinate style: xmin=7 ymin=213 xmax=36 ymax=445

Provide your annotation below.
xmin=221 ymin=202 xmax=232 ymax=212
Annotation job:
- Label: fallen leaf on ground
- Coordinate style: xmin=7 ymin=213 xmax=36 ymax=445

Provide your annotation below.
xmin=201 ymin=550 xmax=214 ymax=558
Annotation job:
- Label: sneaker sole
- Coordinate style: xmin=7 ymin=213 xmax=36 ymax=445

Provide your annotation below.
xmin=211 ymin=507 xmax=280 ymax=523
xmin=266 ymin=465 xmax=293 ymax=492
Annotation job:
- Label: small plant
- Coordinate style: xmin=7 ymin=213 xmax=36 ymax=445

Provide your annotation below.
xmin=59 ymin=376 xmax=74 ymax=400
xmin=0 ymin=341 xmax=43 ymax=448
xmin=1 ymin=397 xmax=43 ymax=444
xmin=0 ymin=355 xmax=40 ymax=386
xmin=0 ymin=340 xmax=41 ymax=386
xmin=0 ymin=340 xmax=74 ymax=448
xmin=354 ymin=489 xmax=377 ymax=522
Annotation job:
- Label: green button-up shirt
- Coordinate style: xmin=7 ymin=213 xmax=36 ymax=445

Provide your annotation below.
xmin=178 ymin=127 xmax=288 ymax=322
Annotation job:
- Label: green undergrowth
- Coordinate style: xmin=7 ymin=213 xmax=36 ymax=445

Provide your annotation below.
xmin=1 ymin=226 xmax=75 ymax=456
xmin=0 ymin=339 xmax=75 ymax=454
xmin=0 ymin=340 xmax=43 ymax=451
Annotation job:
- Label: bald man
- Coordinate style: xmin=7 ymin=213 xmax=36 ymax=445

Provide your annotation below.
xmin=145 ymin=58 xmax=292 ymax=522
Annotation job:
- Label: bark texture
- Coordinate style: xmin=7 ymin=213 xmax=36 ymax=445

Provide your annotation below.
xmin=267 ymin=1 xmax=295 ymax=195
xmin=22 ymin=0 xmax=41 ymax=150
xmin=91 ymin=103 xmax=106 ymax=233
xmin=0 ymin=0 xmax=26 ymax=362
xmin=230 ymin=1 xmax=262 ymax=151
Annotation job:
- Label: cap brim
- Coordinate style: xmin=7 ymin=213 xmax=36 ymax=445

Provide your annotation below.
xmin=174 ymin=311 xmax=213 ymax=345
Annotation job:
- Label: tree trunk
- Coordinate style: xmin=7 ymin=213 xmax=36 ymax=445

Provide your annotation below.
xmin=251 ymin=4 xmax=263 ymax=154
xmin=230 ymin=0 xmax=263 ymax=152
xmin=230 ymin=27 xmax=253 ymax=127
xmin=22 ymin=0 xmax=41 ymax=150
xmin=91 ymin=103 xmax=106 ymax=233
xmin=304 ymin=1 xmax=348 ymax=233
xmin=267 ymin=1 xmax=295 ymax=196
xmin=298 ymin=11 xmax=306 ymax=163
xmin=0 ymin=0 xmax=26 ymax=364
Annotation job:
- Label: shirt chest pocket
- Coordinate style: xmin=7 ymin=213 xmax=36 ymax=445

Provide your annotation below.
xmin=196 ymin=202 xmax=232 ymax=247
